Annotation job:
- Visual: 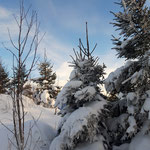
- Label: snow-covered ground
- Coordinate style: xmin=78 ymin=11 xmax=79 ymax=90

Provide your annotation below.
xmin=1 ymin=94 xmax=150 ymax=150
xmin=0 ymin=94 xmax=60 ymax=150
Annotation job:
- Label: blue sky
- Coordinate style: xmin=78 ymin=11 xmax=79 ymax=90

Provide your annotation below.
xmin=0 ymin=0 xmax=149 ymax=85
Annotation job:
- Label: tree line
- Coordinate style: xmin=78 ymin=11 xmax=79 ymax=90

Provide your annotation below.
xmin=0 ymin=52 xmax=60 ymax=106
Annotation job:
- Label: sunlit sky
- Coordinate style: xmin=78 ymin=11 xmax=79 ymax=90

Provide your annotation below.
xmin=0 ymin=0 xmax=150 ymax=85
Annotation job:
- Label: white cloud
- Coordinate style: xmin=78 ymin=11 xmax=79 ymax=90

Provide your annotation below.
xmin=55 ymin=61 xmax=73 ymax=86
xmin=37 ymin=33 xmax=73 ymax=67
xmin=0 ymin=6 xmax=18 ymax=40
xmin=0 ymin=5 xmax=125 ymax=88
xmin=0 ymin=6 xmax=11 ymax=19
xmin=54 ymin=51 xmax=125 ymax=87
xmin=98 ymin=51 xmax=125 ymax=78
xmin=0 ymin=5 xmax=71 ymax=62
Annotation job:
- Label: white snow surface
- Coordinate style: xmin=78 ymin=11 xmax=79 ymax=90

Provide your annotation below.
xmin=127 ymin=93 xmax=136 ymax=101
xmin=129 ymin=134 xmax=150 ymax=150
xmin=141 ymin=91 xmax=150 ymax=119
xmin=113 ymin=134 xmax=150 ymax=150
xmin=105 ymin=61 xmax=133 ymax=93
xmin=77 ymin=59 xmax=89 ymax=68
xmin=41 ymin=90 xmax=50 ymax=103
xmin=50 ymin=100 xmax=106 ymax=150
xmin=24 ymin=80 xmax=39 ymax=92
xmin=113 ymin=144 xmax=129 ymax=150
xmin=126 ymin=116 xmax=137 ymax=135
xmin=55 ymin=80 xmax=83 ymax=109
xmin=127 ymin=92 xmax=137 ymax=114
xmin=64 ymin=80 xmax=83 ymax=89
xmin=69 ymin=69 xmax=78 ymax=80
xmin=74 ymin=86 xmax=96 ymax=101
xmin=0 ymin=94 xmax=60 ymax=150
xmin=74 ymin=135 xmax=105 ymax=150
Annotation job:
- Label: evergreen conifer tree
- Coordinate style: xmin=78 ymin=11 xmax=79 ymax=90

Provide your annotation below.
xmin=0 ymin=60 xmax=9 ymax=93
xmin=105 ymin=0 xmax=150 ymax=148
xmin=38 ymin=52 xmax=57 ymax=99
xmin=50 ymin=23 xmax=109 ymax=150
xmin=11 ymin=64 xmax=27 ymax=89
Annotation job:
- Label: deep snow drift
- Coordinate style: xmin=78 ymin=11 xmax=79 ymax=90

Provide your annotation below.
xmin=0 ymin=94 xmax=60 ymax=150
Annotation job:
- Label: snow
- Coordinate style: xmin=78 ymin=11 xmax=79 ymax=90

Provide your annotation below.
xmin=50 ymin=98 xmax=55 ymax=107
xmin=55 ymin=80 xmax=83 ymax=109
xmin=61 ymin=100 xmax=106 ymax=137
xmin=50 ymin=100 xmax=106 ymax=150
xmin=41 ymin=90 xmax=50 ymax=103
xmin=127 ymin=92 xmax=136 ymax=101
xmin=0 ymin=94 xmax=60 ymax=150
xmin=118 ymin=92 xmax=124 ymax=99
xmin=120 ymin=39 xmax=129 ymax=49
xmin=113 ymin=143 xmax=129 ymax=150
xmin=74 ymin=135 xmax=105 ymax=150
xmin=126 ymin=116 xmax=137 ymax=136
xmin=24 ymin=80 xmax=39 ymax=92
xmin=127 ymin=106 xmax=134 ymax=114
xmin=0 ymin=120 xmax=57 ymax=150
xmin=69 ymin=69 xmax=78 ymax=80
xmin=142 ymin=98 xmax=150 ymax=112
xmin=127 ymin=92 xmax=136 ymax=114
xmin=106 ymin=61 xmax=132 ymax=83
xmin=74 ymin=86 xmax=96 ymax=101
xmin=105 ymin=61 xmax=133 ymax=93
xmin=129 ymin=134 xmax=150 ymax=150
xmin=141 ymin=98 xmax=150 ymax=119
xmin=113 ymin=134 xmax=150 ymax=150
xmin=141 ymin=90 xmax=150 ymax=118
xmin=43 ymin=80 xmax=48 ymax=83
xmin=146 ymin=90 xmax=150 ymax=97
xmin=64 ymin=80 xmax=83 ymax=89
xmin=77 ymin=59 xmax=89 ymax=68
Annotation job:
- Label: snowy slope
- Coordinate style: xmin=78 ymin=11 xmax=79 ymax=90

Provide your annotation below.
xmin=0 ymin=94 xmax=60 ymax=150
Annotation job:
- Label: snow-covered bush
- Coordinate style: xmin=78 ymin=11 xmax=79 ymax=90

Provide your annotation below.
xmin=23 ymin=80 xmax=58 ymax=108
xmin=50 ymin=24 xmax=108 ymax=150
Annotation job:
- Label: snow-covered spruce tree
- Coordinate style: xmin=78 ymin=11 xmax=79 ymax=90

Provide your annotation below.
xmin=105 ymin=0 xmax=150 ymax=148
xmin=50 ymin=23 xmax=109 ymax=150
xmin=11 ymin=64 xmax=27 ymax=90
xmin=38 ymin=52 xmax=57 ymax=101
xmin=0 ymin=60 xmax=10 ymax=93
xmin=9 ymin=64 xmax=28 ymax=97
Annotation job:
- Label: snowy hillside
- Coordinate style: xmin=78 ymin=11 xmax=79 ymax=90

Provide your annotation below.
xmin=0 ymin=94 xmax=60 ymax=150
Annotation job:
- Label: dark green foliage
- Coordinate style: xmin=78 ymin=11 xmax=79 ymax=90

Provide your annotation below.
xmin=38 ymin=54 xmax=57 ymax=98
xmin=0 ymin=61 xmax=9 ymax=93
xmin=105 ymin=0 xmax=150 ymax=148
xmin=111 ymin=0 xmax=150 ymax=59
xmin=12 ymin=64 xmax=27 ymax=88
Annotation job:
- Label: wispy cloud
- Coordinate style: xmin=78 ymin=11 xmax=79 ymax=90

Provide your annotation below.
xmin=98 ymin=50 xmax=125 ymax=78
xmin=55 ymin=61 xmax=73 ymax=86
xmin=34 ymin=0 xmax=114 ymax=36
xmin=0 ymin=5 xmax=73 ymax=85
xmin=0 ymin=6 xmax=11 ymax=19
xmin=0 ymin=4 xmax=125 ymax=87
xmin=55 ymin=51 xmax=125 ymax=86
xmin=0 ymin=6 xmax=18 ymax=40
xmin=37 ymin=33 xmax=72 ymax=66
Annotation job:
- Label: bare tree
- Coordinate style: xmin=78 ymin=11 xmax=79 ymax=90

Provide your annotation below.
xmin=2 ymin=0 xmax=44 ymax=149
